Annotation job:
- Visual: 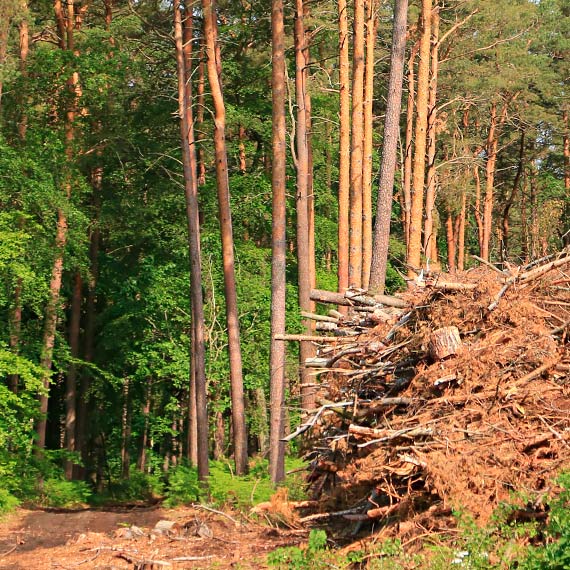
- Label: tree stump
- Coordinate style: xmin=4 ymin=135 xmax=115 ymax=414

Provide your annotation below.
xmin=428 ymin=326 xmax=462 ymax=360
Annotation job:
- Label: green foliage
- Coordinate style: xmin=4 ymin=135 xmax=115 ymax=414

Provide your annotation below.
xmin=0 ymin=489 xmax=19 ymax=514
xmin=163 ymin=465 xmax=201 ymax=507
xmin=104 ymin=470 xmax=165 ymax=504
xmin=208 ymin=457 xmax=306 ymax=509
xmin=518 ymin=473 xmax=570 ymax=570
xmin=267 ymin=530 xmax=330 ymax=570
xmin=37 ymin=478 xmax=92 ymax=509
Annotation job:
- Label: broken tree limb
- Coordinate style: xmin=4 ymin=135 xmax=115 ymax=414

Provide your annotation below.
xmin=488 ymin=278 xmax=516 ymax=311
xmin=431 ymin=281 xmax=477 ymax=291
xmin=355 ymin=398 xmax=413 ymax=417
xmin=513 ymin=357 xmax=561 ymax=386
xmin=299 ymin=507 xmax=363 ymax=523
xmin=282 ymin=401 xmax=354 ymax=442
xmin=551 ymin=320 xmax=570 ymax=335
xmin=471 ymin=255 xmax=508 ymax=275
xmin=349 ymin=424 xmax=434 ymax=442
xmin=518 ymin=253 xmax=570 ymax=283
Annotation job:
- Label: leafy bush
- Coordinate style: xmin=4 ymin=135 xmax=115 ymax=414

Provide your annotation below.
xmin=518 ymin=473 xmax=570 ymax=570
xmin=268 ymin=529 xmax=331 ymax=569
xmin=0 ymin=489 xmax=20 ymax=514
xmin=105 ymin=469 xmax=164 ymax=502
xmin=37 ymin=478 xmax=92 ymax=508
xmin=163 ymin=464 xmax=202 ymax=507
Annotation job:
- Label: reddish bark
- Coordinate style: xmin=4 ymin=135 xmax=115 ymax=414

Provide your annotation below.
xmin=201 ymin=0 xmax=249 ymax=474
xmin=337 ymin=0 xmax=350 ymax=297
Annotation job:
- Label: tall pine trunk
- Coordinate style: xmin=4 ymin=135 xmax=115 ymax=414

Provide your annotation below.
xmin=269 ymin=0 xmax=287 ymax=483
xmin=349 ymin=0 xmax=365 ymax=287
xmin=201 ymin=0 xmax=248 ymax=475
xmin=402 ymin=40 xmax=419 ymax=252
xmin=407 ymin=0 xmax=432 ymax=275
xmin=361 ymin=0 xmax=377 ymax=289
xmin=422 ymin=8 xmax=439 ymax=262
xmin=368 ymin=0 xmax=408 ymax=294
xmin=501 ymin=130 xmax=525 ymax=258
xmin=37 ymin=0 xmax=83 ymax=450
xmin=337 ymin=0 xmax=350 ymax=298
xmin=481 ymin=99 xmax=509 ymax=261
xmin=182 ymin=2 xmax=200 ymax=468
xmin=174 ymin=0 xmax=209 ymax=480
xmin=294 ymin=0 xmax=316 ymax=412
xmin=64 ymin=272 xmax=81 ymax=479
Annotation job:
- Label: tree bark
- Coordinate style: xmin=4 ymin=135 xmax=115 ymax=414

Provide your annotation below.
xmin=294 ymin=0 xmax=316 ymax=412
xmin=269 ymin=0 xmax=287 ymax=484
xmin=473 ymin=164 xmax=484 ymax=255
xmin=407 ymin=0 xmax=432 ymax=275
xmin=349 ymin=0 xmax=366 ymax=287
xmin=337 ymin=0 xmax=350 ymax=298
xmin=402 ymin=39 xmax=419 ymax=253
xmin=120 ymin=377 xmax=131 ymax=479
xmin=136 ymin=378 xmax=151 ymax=472
xmin=174 ymin=0 xmax=209 ymax=480
xmin=562 ymin=109 xmax=570 ymax=191
xmin=501 ymin=130 xmax=525 ymax=258
xmin=9 ymin=1 xmax=29 ymax=393
xmin=446 ymin=211 xmax=456 ymax=272
xmin=481 ymin=98 xmax=509 ymax=261
xmin=197 ymin=46 xmax=206 ymax=186
xmin=201 ymin=0 xmax=248 ymax=475
xmin=64 ymin=272 xmax=81 ymax=480
xmin=422 ymin=7 xmax=439 ymax=263
xmin=182 ymin=1 xmax=200 ymax=469
xmin=37 ymin=0 xmax=82 ymax=450
xmin=457 ymin=190 xmax=466 ymax=271
xmin=361 ymin=0 xmax=377 ymax=289
xmin=368 ymin=0 xmax=408 ymax=294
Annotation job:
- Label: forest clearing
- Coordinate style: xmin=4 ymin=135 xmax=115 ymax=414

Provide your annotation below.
xmin=0 ymin=0 xmax=569 ymax=567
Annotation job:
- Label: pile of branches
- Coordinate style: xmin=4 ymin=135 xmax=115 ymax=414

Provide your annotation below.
xmin=286 ymin=250 xmax=570 ymax=534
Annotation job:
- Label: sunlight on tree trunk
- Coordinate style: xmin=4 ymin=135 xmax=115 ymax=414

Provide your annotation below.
xmin=369 ymin=0 xmax=408 ymax=294
xmin=202 ymin=0 xmax=249 ymax=475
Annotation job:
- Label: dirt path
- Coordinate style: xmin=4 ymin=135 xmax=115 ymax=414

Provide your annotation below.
xmin=0 ymin=506 xmax=305 ymax=569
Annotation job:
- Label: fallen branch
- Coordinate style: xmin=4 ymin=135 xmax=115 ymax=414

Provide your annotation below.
xmin=513 ymin=357 xmax=561 ymax=386
xmin=191 ymin=503 xmax=243 ymax=527
xmin=274 ymin=334 xmax=356 ymax=343
xmin=519 ymin=253 xmax=570 ymax=282
xmin=299 ymin=507 xmax=363 ymax=523
xmin=349 ymin=424 xmax=434 ymax=442
xmin=282 ymin=401 xmax=354 ymax=442
xmin=472 ymin=255 xmax=508 ymax=275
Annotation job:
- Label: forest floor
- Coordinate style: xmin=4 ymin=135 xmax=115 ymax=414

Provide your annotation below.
xmin=0 ymin=505 xmax=305 ymax=570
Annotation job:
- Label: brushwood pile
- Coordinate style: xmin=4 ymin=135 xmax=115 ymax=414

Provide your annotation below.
xmin=288 ymin=250 xmax=570 ymax=538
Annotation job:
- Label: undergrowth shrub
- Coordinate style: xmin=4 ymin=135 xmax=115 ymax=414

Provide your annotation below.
xmin=268 ymin=529 xmax=333 ymax=569
xmin=517 ymin=472 xmax=570 ymax=570
xmin=163 ymin=464 xmax=201 ymax=507
xmin=37 ymin=478 xmax=92 ymax=508
xmin=105 ymin=470 xmax=164 ymax=502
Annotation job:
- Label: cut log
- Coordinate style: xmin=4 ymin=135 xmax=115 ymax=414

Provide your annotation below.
xmin=310 ymin=288 xmax=408 ymax=308
xmin=316 ymin=322 xmax=338 ymax=332
xmin=428 ymin=326 xmax=462 ymax=360
xmin=301 ymin=311 xmax=339 ymax=323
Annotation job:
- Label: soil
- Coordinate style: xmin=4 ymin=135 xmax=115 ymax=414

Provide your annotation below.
xmin=0 ymin=506 xmax=305 ymax=570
